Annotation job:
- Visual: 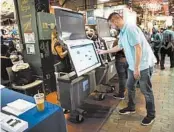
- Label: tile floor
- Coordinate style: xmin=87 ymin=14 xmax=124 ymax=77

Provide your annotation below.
xmin=46 ymin=60 xmax=174 ymax=132
xmin=99 ymin=65 xmax=174 ymax=132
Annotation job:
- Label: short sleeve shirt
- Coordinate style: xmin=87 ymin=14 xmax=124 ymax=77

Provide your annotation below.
xmin=163 ymin=30 xmax=174 ymax=43
xmin=118 ymin=23 xmax=157 ymax=71
xmin=55 ymin=45 xmax=64 ymax=59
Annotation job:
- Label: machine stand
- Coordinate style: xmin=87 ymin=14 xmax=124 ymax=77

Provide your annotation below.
xmin=69 ymin=110 xmax=84 ymax=123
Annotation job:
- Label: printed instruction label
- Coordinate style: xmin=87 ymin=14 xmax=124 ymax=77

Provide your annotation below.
xmin=26 ymin=44 xmax=35 ymax=54
xmin=83 ymin=80 xmax=89 ymax=91
xmin=24 ymin=32 xmax=35 ymax=43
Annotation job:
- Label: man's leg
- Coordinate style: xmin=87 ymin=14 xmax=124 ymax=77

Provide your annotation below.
xmin=160 ymin=49 xmax=166 ymax=70
xmin=139 ymin=67 xmax=156 ymax=125
xmin=127 ymin=69 xmax=137 ymax=110
xmin=154 ymin=49 xmax=160 ymax=64
xmin=169 ymin=48 xmax=174 ymax=68
xmin=114 ymin=60 xmax=128 ymax=99
xmin=119 ymin=69 xmax=137 ymax=114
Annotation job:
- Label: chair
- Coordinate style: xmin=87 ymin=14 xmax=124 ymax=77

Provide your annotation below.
xmin=1 ymin=79 xmax=10 ymax=86
xmin=6 ymin=67 xmax=45 ymax=95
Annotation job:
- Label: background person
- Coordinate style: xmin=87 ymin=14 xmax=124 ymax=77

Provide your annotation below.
xmin=151 ymin=28 xmax=162 ymax=65
xmin=160 ymin=27 xmax=174 ymax=70
xmin=51 ymin=27 xmax=72 ymax=73
xmin=112 ymin=30 xmax=128 ymax=99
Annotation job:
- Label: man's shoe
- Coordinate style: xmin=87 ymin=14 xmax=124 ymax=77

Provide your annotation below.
xmin=141 ymin=116 xmax=155 ymax=126
xmin=155 ymin=62 xmax=159 ymax=65
xmin=118 ymin=107 xmax=136 ymax=115
xmin=170 ymin=66 xmax=174 ymax=68
xmin=113 ymin=93 xmax=125 ymax=100
xmin=160 ymin=67 xmax=165 ymax=70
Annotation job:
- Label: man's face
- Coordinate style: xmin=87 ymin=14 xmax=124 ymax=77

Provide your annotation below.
xmin=109 ymin=16 xmax=121 ymax=30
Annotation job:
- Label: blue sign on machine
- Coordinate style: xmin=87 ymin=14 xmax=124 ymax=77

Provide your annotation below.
xmin=83 ymin=80 xmax=89 ymax=91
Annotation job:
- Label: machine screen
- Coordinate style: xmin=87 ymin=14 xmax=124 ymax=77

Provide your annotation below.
xmin=69 ymin=43 xmax=100 ymax=76
xmin=59 ymin=16 xmax=86 ymax=40
xmin=54 ymin=9 xmax=86 ymax=40
xmin=96 ymin=17 xmax=111 ymax=37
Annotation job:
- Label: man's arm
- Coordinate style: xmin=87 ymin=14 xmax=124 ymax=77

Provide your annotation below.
xmin=97 ymin=45 xmax=122 ymax=54
xmin=134 ymin=44 xmax=142 ymax=70
xmin=55 ymin=46 xmax=68 ymax=58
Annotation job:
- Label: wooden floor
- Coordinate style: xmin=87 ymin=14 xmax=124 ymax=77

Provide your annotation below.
xmin=46 ymin=91 xmax=60 ymax=105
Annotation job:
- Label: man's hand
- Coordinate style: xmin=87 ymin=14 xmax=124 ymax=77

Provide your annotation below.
xmin=96 ymin=45 xmax=122 ymax=54
xmin=134 ymin=68 xmax=141 ymax=80
xmin=96 ymin=49 xmax=107 ymax=54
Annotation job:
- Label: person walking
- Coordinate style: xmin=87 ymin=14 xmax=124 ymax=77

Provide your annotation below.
xmin=97 ymin=12 xmax=157 ymax=126
xmin=160 ymin=27 xmax=174 ymax=70
xmin=151 ymin=28 xmax=162 ymax=65
xmin=51 ymin=27 xmax=72 ymax=73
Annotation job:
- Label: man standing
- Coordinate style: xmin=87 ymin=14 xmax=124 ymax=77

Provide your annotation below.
xmin=97 ymin=12 xmax=156 ymax=126
xmin=160 ymin=27 xmax=174 ymax=70
xmin=151 ymin=28 xmax=162 ymax=65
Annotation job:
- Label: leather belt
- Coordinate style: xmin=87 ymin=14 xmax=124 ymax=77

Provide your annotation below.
xmin=116 ymin=57 xmax=127 ymax=62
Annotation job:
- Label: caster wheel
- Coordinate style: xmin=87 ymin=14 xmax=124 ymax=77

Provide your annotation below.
xmin=63 ymin=109 xmax=70 ymax=114
xmin=98 ymin=93 xmax=105 ymax=100
xmin=76 ymin=114 xmax=84 ymax=123
xmin=69 ymin=111 xmax=84 ymax=123
xmin=76 ymin=108 xmax=87 ymax=116
xmin=111 ymin=86 xmax=115 ymax=92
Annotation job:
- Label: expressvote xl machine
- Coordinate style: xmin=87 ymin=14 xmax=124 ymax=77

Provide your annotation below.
xmin=95 ymin=17 xmax=117 ymax=84
xmin=54 ymin=8 xmax=102 ymax=121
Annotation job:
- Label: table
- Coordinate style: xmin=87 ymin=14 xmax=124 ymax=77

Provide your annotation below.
xmin=1 ymin=88 xmax=67 ymax=132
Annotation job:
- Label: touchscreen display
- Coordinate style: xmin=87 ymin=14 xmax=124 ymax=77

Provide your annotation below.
xmin=96 ymin=17 xmax=111 ymax=37
xmin=59 ymin=16 xmax=86 ymax=40
xmin=55 ymin=9 xmax=86 ymax=40
xmin=69 ymin=43 xmax=100 ymax=75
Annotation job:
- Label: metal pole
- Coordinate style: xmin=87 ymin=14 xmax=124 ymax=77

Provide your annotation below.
xmin=84 ymin=0 xmax=87 ymax=10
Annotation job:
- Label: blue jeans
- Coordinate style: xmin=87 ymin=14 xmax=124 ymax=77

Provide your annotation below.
xmin=127 ymin=67 xmax=155 ymax=118
xmin=115 ymin=59 xmax=128 ymax=96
